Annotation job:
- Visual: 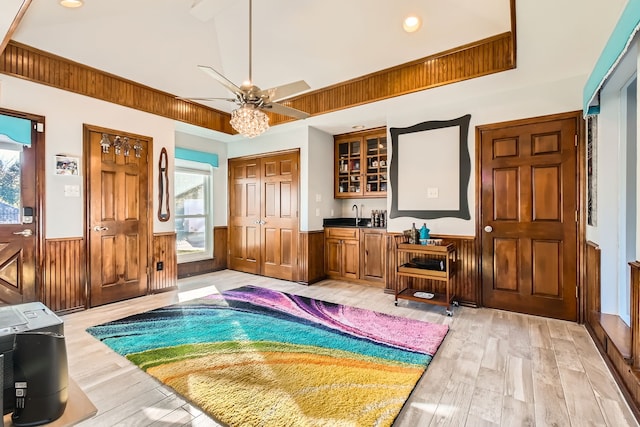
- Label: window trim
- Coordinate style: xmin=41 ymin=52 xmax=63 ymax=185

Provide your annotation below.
xmin=175 ymin=158 xmax=214 ymax=264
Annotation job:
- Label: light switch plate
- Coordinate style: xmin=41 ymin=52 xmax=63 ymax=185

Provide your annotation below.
xmin=64 ymin=184 xmax=80 ymax=197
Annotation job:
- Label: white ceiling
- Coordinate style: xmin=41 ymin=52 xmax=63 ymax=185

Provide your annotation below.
xmin=5 ymin=0 xmax=511 ymax=139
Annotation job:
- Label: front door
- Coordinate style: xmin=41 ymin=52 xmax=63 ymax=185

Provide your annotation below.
xmin=85 ymin=125 xmax=150 ymax=307
xmin=0 ymin=110 xmax=42 ymax=304
xmin=479 ymin=112 xmax=579 ymax=321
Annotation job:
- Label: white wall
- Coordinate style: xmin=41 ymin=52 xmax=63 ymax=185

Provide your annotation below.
xmin=381 ymin=73 xmax=589 ymax=235
xmin=307 ymin=127 xmax=341 ymax=231
xmin=0 ymin=74 xmax=176 ymax=238
xmin=227 ymin=122 xmax=333 ymax=231
xmin=174 ymin=131 xmax=228 ymax=227
xmin=586 ymin=39 xmax=640 ymax=318
xmin=0 ymin=0 xmax=628 ymax=242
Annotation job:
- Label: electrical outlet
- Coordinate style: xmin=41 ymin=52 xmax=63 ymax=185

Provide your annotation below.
xmin=156 ymin=261 xmax=164 ymax=271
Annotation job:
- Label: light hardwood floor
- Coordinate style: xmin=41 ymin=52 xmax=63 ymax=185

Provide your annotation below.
xmin=63 ymin=270 xmax=638 ymax=426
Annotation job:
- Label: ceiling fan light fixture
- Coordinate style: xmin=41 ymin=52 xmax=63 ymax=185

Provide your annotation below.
xmin=230 ymin=105 xmax=270 ymax=138
xmin=60 ymin=0 xmax=84 ymax=8
xmin=403 ymin=15 xmax=422 ymax=33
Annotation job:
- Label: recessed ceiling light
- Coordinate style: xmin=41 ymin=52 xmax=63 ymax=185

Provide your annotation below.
xmin=403 ymin=15 xmax=422 ymax=33
xmin=60 ymin=0 xmax=84 ymax=8
xmin=352 ymin=125 xmax=365 ymax=130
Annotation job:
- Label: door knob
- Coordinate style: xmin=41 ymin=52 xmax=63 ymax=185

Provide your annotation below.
xmin=484 ymin=225 xmax=493 ymax=233
xmin=93 ymin=226 xmax=109 ymax=232
xmin=13 ymin=229 xmax=33 ymax=237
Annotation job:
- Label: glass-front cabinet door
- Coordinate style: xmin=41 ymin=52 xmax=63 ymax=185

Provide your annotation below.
xmin=364 ymin=135 xmax=387 ymax=196
xmin=336 ymin=138 xmax=361 ymax=196
xmin=334 ymin=128 xmax=387 ymax=199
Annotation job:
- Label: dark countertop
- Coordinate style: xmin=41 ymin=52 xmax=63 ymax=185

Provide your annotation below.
xmin=323 ymin=217 xmax=386 ymax=229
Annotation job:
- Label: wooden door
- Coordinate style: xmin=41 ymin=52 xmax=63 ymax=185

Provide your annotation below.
xmin=228 ymin=158 xmax=261 ymax=274
xmin=85 ymin=125 xmax=150 ymax=307
xmin=229 ymin=152 xmax=299 ymax=280
xmin=0 ymin=110 xmax=42 ymax=304
xmin=479 ymin=113 xmax=579 ymax=321
xmin=261 ymin=152 xmax=298 ymax=281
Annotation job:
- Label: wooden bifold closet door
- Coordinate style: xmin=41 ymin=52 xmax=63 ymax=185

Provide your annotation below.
xmin=228 ymin=151 xmax=299 ymax=281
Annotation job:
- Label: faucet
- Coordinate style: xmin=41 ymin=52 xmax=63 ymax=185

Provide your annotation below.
xmin=352 ymin=204 xmax=359 ymax=226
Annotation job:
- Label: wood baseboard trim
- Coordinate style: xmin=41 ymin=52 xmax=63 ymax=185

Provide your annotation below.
xmin=586 ymin=322 xmax=640 ymax=421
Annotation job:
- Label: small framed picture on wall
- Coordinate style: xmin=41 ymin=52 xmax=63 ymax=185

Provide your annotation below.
xmin=55 ymin=155 xmax=80 ymax=175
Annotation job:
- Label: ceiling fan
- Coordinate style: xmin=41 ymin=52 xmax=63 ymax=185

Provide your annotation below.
xmin=183 ymin=0 xmax=310 ymax=136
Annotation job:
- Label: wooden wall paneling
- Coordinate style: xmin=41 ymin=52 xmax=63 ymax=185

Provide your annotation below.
xmin=177 ymin=226 xmax=228 ymax=278
xmin=386 ymin=234 xmax=479 ymax=306
xmin=43 ymin=238 xmax=86 ymax=314
xmin=384 ymin=235 xmax=397 ymax=293
xmin=584 ymin=242 xmax=640 ymax=420
xmin=586 ymin=241 xmax=601 ymax=329
xmin=297 ymin=231 xmax=325 ymax=285
xmin=212 ymin=226 xmax=228 ymax=271
xmin=151 ymin=232 xmax=177 ymax=292
xmin=449 ymin=236 xmax=479 ymax=306
xmin=631 ymin=261 xmax=640 ymax=371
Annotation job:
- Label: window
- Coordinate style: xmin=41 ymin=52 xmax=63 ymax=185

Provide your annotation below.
xmin=0 ymin=114 xmax=30 ymax=224
xmin=175 ymin=159 xmax=214 ymax=263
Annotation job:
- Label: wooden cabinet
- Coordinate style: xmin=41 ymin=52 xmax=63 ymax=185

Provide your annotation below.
xmin=360 ymin=228 xmax=385 ymax=283
xmin=325 ymin=228 xmax=359 ymax=279
xmin=325 ymin=227 xmax=385 ymax=286
xmin=394 ymin=240 xmax=458 ymax=315
xmin=334 ymin=127 xmax=387 ymax=199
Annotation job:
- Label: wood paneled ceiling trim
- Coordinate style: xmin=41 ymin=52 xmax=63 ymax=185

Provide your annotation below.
xmin=0 ymin=41 xmax=234 ymax=134
xmin=270 ymin=32 xmax=515 ymax=126
xmin=1 ymin=29 xmax=515 ymax=134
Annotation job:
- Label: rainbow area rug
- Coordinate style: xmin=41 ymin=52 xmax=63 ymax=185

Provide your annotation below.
xmin=87 ymin=286 xmax=449 ymax=426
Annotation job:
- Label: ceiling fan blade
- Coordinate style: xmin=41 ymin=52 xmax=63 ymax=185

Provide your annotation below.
xmin=197 ymin=65 xmax=243 ymax=96
xmin=264 ymin=102 xmax=310 ymax=119
xmin=261 ymin=80 xmax=310 ymax=102
xmin=176 ymin=96 xmax=237 ymax=103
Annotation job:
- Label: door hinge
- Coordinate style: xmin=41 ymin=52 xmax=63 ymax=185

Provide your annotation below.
xmin=575 ymin=210 xmax=578 ymax=222
xmin=574 ymin=134 xmax=578 ymax=147
xmin=576 ymin=285 xmax=579 ymax=299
